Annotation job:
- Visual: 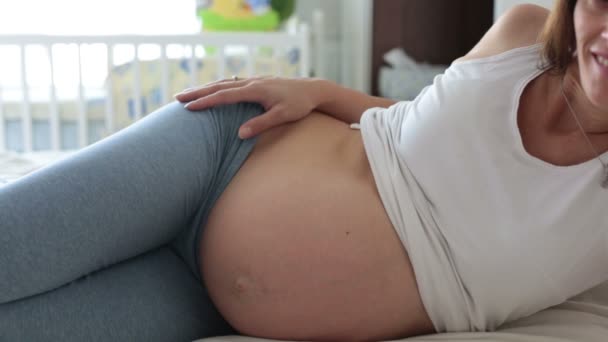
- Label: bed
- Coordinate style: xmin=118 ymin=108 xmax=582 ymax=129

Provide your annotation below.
xmin=195 ymin=280 xmax=608 ymax=341
xmin=377 ymin=47 xmax=447 ymax=101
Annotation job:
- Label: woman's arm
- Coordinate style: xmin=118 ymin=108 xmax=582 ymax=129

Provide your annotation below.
xmin=174 ymin=76 xmax=396 ymax=139
xmin=312 ymin=78 xmax=397 ymax=124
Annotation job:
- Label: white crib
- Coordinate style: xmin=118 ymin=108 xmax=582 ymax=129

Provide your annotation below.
xmin=0 ymin=12 xmax=325 ymax=158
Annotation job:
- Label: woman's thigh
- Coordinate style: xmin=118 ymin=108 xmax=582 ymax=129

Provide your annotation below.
xmin=0 ymin=101 xmax=263 ymax=303
xmin=0 ymin=247 xmax=236 ymax=341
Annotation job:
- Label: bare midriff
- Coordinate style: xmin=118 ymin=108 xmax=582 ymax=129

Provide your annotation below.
xmin=200 ymin=112 xmax=435 ymax=341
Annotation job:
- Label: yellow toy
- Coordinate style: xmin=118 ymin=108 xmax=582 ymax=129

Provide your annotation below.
xmin=197 ymin=0 xmax=281 ymax=31
xmin=210 ymin=0 xmax=262 ymax=19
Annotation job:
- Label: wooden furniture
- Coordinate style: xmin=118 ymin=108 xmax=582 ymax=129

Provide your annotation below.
xmin=371 ymin=0 xmax=494 ymax=95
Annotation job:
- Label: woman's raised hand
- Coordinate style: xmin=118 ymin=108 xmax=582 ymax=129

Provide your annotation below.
xmin=174 ymin=76 xmax=320 ymax=139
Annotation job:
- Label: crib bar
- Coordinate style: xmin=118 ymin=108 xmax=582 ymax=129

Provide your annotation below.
xmin=275 ymin=46 xmax=283 ymax=77
xmin=0 ymin=86 xmax=5 ymax=152
xmin=218 ymin=47 xmax=226 ymax=80
xmin=0 ymin=34 xmax=301 ymax=47
xmin=77 ymin=44 xmax=88 ymax=148
xmin=189 ymin=45 xmax=198 ymax=88
xmin=312 ymin=10 xmax=325 ymax=78
xmin=20 ymin=44 xmax=33 ymax=153
xmin=160 ymin=44 xmax=169 ymax=105
xmin=47 ymin=44 xmax=61 ymax=151
xmin=105 ymin=44 xmax=115 ymax=136
xmin=0 ymin=27 xmax=318 ymax=154
xmin=246 ymin=46 xmax=254 ymax=76
xmin=274 ymin=57 xmax=284 ymax=77
xmin=133 ymin=45 xmax=142 ymax=121
xmin=300 ymin=24 xmax=311 ymax=78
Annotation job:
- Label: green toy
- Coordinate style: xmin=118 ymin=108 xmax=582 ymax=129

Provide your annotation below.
xmin=270 ymin=0 xmax=296 ymax=23
xmin=197 ymin=0 xmax=296 ymax=32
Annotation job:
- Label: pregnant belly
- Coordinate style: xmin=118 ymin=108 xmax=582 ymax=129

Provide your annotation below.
xmin=200 ymin=112 xmax=434 ymax=341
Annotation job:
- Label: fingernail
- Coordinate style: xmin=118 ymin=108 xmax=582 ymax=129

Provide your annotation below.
xmin=174 ymin=88 xmax=193 ymax=97
xmin=239 ymin=127 xmax=252 ymax=139
xmin=184 ymin=101 xmax=193 ymax=109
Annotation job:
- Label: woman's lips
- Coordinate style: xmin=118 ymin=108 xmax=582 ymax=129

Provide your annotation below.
xmin=595 ymin=53 xmax=608 ymax=67
xmin=592 ymin=53 xmax=608 ymax=79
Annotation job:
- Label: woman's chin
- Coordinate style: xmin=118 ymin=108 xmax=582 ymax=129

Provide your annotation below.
xmin=579 ymin=79 xmax=608 ymax=114
xmin=589 ymin=91 xmax=608 ymax=112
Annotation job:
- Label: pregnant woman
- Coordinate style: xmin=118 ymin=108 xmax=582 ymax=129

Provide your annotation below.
xmin=2 ymin=1 xmax=608 ymax=341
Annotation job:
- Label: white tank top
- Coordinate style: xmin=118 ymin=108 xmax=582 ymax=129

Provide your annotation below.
xmin=358 ymin=44 xmax=608 ymax=332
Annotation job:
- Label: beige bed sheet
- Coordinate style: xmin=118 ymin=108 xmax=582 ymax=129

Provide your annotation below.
xmin=196 ymin=280 xmax=608 ymax=342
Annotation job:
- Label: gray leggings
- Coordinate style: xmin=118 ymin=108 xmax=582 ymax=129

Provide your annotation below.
xmin=0 ymin=101 xmax=263 ymax=341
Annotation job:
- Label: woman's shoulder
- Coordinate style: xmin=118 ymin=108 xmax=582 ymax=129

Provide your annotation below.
xmin=453 ymin=4 xmax=550 ymax=64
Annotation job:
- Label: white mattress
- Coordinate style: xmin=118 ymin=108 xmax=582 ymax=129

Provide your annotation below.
xmin=196 ymin=280 xmax=608 ymax=342
xmin=0 ymin=151 xmax=76 ymax=186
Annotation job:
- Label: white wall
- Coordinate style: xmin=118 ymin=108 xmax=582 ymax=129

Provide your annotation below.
xmin=295 ymin=0 xmax=373 ymax=93
xmin=340 ymin=0 xmax=373 ymax=93
xmin=494 ymin=0 xmax=555 ymax=20
xmin=295 ymin=0 xmax=343 ymax=83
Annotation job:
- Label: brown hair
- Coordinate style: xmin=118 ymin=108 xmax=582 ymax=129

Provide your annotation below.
xmin=540 ymin=0 xmax=577 ymax=74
